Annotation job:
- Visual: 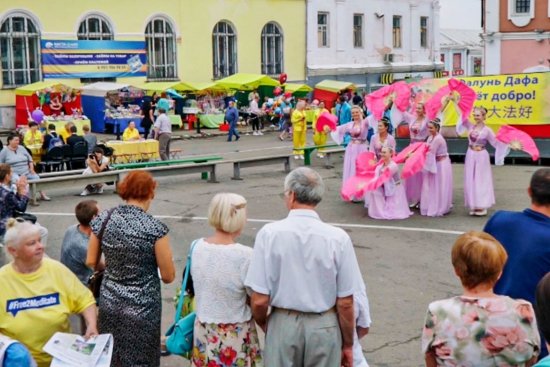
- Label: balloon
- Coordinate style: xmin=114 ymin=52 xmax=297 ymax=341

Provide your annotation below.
xmin=31 ymin=109 xmax=44 ymax=123
xmin=274 ymin=87 xmax=282 ymax=96
xmin=274 ymin=107 xmax=282 ymax=114
xmin=279 ymin=73 xmax=288 ymax=85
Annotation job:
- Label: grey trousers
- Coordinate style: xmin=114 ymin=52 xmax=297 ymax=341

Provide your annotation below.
xmin=158 ymin=133 xmax=171 ymax=161
xmin=265 ymin=308 xmax=342 ymax=367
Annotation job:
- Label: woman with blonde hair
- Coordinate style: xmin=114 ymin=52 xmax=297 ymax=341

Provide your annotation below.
xmin=422 ymin=231 xmax=540 ymax=366
xmin=191 ymin=193 xmax=262 ymax=367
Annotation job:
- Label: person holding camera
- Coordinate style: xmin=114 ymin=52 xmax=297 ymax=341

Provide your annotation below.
xmin=80 ymin=147 xmax=110 ymax=196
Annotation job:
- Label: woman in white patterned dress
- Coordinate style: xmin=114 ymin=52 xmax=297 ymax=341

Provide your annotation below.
xmin=191 ymin=193 xmax=262 ymax=367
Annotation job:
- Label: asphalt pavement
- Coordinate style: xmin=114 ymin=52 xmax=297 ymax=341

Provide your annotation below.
xmin=24 ymin=129 xmax=540 ymax=366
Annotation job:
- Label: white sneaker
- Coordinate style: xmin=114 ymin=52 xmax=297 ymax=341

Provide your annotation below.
xmin=300 ymin=155 xmax=305 ymax=160
xmin=258 ymin=131 xmax=264 ymax=135
xmin=96 ymin=187 xmax=104 ymax=194
xmin=318 ymin=154 xmax=325 ymax=158
xmin=253 ymin=131 xmax=258 ymax=136
xmin=294 ymin=155 xmax=300 ymax=160
xmin=80 ymin=189 xmax=91 ymax=196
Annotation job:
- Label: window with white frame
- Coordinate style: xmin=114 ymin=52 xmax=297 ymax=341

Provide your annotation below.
xmin=393 ymin=16 xmax=402 ymax=49
xmin=515 ymin=0 xmax=531 ymax=13
xmin=420 ymin=17 xmax=428 ymax=48
xmin=77 ymin=15 xmax=113 ymax=40
xmin=212 ymin=21 xmax=237 ymax=79
xmin=353 ymin=14 xmax=363 ymax=48
xmin=317 ymin=12 xmax=329 ymax=47
xmin=145 ymin=17 xmax=177 ymax=81
xmin=261 ymin=22 xmax=283 ymax=76
xmin=0 ymin=14 xmax=41 ymax=87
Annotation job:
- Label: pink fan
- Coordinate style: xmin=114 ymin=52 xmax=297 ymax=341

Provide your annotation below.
xmin=365 ymin=85 xmax=392 ymax=120
xmin=363 ymin=166 xmax=393 ymax=192
xmin=393 ymin=142 xmax=425 ymax=164
xmin=316 ymin=112 xmax=338 ymax=133
xmin=425 ymin=85 xmax=450 ymax=120
xmin=401 ymin=144 xmax=430 ymax=179
xmin=448 ymin=78 xmax=476 ymax=119
xmin=391 ymin=81 xmax=411 ymax=112
xmin=341 ymin=152 xmax=378 ymax=201
xmin=496 ymin=125 xmax=540 ymax=161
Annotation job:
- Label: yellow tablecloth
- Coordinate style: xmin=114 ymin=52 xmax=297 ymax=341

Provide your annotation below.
xmin=28 ymin=144 xmax=43 ymax=164
xmin=106 ymin=139 xmax=160 ymax=162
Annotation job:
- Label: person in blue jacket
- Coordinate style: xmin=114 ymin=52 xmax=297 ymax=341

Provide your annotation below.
xmin=225 ymin=100 xmax=240 ymax=142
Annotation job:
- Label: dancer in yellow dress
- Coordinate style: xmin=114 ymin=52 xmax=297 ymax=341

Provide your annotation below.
xmin=311 ymin=100 xmax=330 ymax=158
xmin=291 ymin=100 xmax=307 ymax=160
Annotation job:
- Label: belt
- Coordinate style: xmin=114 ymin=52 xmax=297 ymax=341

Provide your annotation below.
xmin=273 ymin=306 xmax=336 ymax=316
xmin=436 ymin=155 xmax=448 ymax=161
xmin=469 ymin=145 xmax=485 ymax=151
xmin=351 ymin=139 xmax=366 ymax=144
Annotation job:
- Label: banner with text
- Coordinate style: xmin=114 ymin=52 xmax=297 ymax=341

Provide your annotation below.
xmin=41 ymin=40 xmax=147 ymax=79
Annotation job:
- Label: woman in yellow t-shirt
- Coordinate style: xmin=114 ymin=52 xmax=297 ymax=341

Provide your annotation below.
xmin=311 ymin=100 xmax=330 ymax=158
xmin=291 ymin=100 xmax=307 ymax=159
xmin=23 ymin=122 xmax=43 ymax=147
xmin=0 ymin=219 xmax=98 ymax=367
xmin=122 ymin=121 xmax=141 ymax=141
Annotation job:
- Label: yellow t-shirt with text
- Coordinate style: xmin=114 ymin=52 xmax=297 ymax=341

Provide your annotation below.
xmin=0 ymin=258 xmax=96 ymax=367
xmin=122 ymin=127 xmax=140 ymax=141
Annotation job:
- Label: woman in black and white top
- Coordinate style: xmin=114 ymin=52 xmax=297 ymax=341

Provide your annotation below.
xmin=190 ymin=193 xmax=262 ymax=367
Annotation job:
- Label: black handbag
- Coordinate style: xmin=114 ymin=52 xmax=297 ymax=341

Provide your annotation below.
xmin=14 ymin=211 xmax=37 ymax=224
xmin=88 ymin=207 xmax=116 ymax=299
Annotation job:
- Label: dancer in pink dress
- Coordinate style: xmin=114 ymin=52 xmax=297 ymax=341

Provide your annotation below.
xmin=420 ymin=119 xmax=453 ymax=217
xmin=369 ymin=118 xmax=396 ymax=161
xmin=458 ymin=106 xmax=498 ymax=216
xmin=331 ymin=106 xmax=369 ymax=195
xmin=366 ymin=146 xmax=413 ymax=220
xmin=401 ymin=103 xmax=429 ymax=207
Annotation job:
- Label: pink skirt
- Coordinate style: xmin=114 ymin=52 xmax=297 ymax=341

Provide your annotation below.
xmin=420 ymin=158 xmax=453 ymax=216
xmin=342 ymin=143 xmax=368 ymax=183
xmin=367 ymin=183 xmax=413 ymax=220
xmin=463 ymin=149 xmax=495 ymax=210
xmin=404 ymin=171 xmax=423 ymax=206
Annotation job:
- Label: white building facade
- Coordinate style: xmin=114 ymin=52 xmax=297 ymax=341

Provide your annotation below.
xmin=306 ymin=0 xmax=444 ymax=90
xmin=440 ymin=29 xmax=483 ymax=77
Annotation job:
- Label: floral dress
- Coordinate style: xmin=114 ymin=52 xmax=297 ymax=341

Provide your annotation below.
xmin=422 ymin=296 xmax=540 ymax=367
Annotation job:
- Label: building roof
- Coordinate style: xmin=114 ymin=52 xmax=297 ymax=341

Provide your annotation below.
xmin=440 ymin=29 xmax=483 ymax=49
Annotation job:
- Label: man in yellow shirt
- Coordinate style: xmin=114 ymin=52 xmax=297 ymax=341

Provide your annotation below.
xmin=122 ymin=121 xmax=141 ymax=141
xmin=291 ymin=100 xmax=307 ymax=159
xmin=312 ymin=100 xmax=331 ymax=158
xmin=0 ymin=220 xmax=97 ymax=367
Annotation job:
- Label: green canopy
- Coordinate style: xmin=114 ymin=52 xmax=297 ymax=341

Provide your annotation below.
xmin=135 ymin=81 xmax=197 ymax=92
xmin=215 ymin=73 xmax=279 ymax=91
xmin=284 ymin=83 xmax=313 ymax=94
xmin=315 ymin=80 xmax=356 ymax=93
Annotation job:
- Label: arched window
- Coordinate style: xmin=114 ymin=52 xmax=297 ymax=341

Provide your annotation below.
xmin=77 ymin=15 xmax=113 ymax=40
xmin=0 ymin=14 xmax=40 ymax=87
xmin=212 ymin=21 xmax=237 ymax=79
xmin=145 ymin=17 xmax=177 ymax=80
xmin=261 ymin=22 xmax=283 ymax=75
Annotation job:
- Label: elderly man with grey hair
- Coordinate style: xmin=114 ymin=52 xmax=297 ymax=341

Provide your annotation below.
xmin=245 ymin=167 xmax=363 ymax=367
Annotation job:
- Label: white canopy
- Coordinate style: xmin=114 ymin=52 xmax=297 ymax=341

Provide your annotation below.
xmin=80 ymin=82 xmax=136 ymax=97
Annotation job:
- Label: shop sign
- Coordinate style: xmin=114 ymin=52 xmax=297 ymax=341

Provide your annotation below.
xmin=41 ymin=40 xmax=147 ymax=78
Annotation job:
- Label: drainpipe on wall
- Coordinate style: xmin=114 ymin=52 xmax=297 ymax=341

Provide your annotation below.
xmin=304 ymin=0 xmax=309 ymax=84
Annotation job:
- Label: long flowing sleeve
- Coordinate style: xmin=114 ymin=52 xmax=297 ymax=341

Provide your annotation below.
xmin=485 ymin=127 xmax=509 ymax=166
xmin=424 ymin=138 xmax=442 ymax=174
xmin=330 ymin=121 xmax=351 ymax=145
xmin=382 ymin=163 xmax=399 ymax=197
xmin=456 ymin=115 xmax=474 ymax=136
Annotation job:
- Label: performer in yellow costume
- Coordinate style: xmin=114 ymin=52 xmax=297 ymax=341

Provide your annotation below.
xmin=311 ymin=100 xmax=330 ymax=158
xmin=291 ymin=100 xmax=307 ymax=159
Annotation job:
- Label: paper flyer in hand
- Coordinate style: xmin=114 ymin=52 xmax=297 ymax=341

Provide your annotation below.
xmin=43 ymin=332 xmax=113 ymax=367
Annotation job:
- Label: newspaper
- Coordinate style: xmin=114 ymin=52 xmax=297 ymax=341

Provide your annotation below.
xmin=43 ymin=332 xmax=113 ymax=367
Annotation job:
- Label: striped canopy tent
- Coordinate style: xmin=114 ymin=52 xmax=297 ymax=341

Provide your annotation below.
xmin=215 ymin=73 xmax=279 ymax=91
xmin=313 ymin=80 xmax=356 ymax=110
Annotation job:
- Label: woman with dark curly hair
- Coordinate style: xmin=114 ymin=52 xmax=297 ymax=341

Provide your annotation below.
xmin=86 ymin=170 xmax=175 ymax=367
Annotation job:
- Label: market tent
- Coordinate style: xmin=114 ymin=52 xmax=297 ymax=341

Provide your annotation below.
xmin=215 ymin=73 xmax=279 ymax=91
xmin=15 ymin=80 xmax=83 ymax=126
xmin=314 ymin=80 xmax=356 ymax=93
xmin=185 ymin=81 xmax=227 ymax=94
xmin=284 ymin=83 xmax=313 ymax=94
xmin=313 ymin=80 xmax=356 ymax=110
xmin=81 ymin=82 xmax=140 ymax=133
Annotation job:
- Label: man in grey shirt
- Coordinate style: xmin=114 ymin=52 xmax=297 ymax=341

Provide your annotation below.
xmin=82 ymin=124 xmax=97 ymax=155
xmin=60 ymin=199 xmax=102 ymax=284
xmin=153 ymin=106 xmax=172 ymax=161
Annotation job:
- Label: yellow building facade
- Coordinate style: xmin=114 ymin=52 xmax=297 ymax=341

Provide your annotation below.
xmin=0 ymin=0 xmax=306 ymax=127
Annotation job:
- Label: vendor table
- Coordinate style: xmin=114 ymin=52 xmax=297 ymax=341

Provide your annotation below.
xmin=44 ymin=118 xmax=90 ymax=136
xmin=106 ymin=139 xmax=160 ymax=163
xmin=169 ymin=114 xmax=183 ymax=128
xmin=198 ymin=114 xmax=224 ymax=128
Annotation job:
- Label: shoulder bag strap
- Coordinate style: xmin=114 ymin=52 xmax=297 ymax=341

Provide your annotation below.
xmin=94 ymin=207 xmax=116 ymax=271
xmin=174 ymin=239 xmax=199 ymax=323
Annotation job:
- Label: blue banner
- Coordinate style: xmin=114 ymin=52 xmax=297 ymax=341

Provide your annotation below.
xmin=41 ymin=40 xmax=147 ymax=79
